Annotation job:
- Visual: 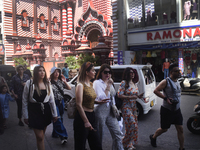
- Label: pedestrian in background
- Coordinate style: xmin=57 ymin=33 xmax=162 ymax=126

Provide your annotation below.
xmin=62 ymin=63 xmax=69 ymax=82
xmin=118 ymin=67 xmax=143 ymax=150
xmin=93 ymin=64 xmax=123 ymax=150
xmin=0 ymin=85 xmax=15 ymax=129
xmin=24 ymin=64 xmax=32 ymax=78
xmin=22 ymin=65 xmax=57 ymax=150
xmin=74 ymin=62 xmax=108 ymax=150
xmin=150 ymin=63 xmax=185 ymax=150
xmin=50 ymin=67 xmax=71 ymax=145
xmin=10 ymin=65 xmax=30 ymax=126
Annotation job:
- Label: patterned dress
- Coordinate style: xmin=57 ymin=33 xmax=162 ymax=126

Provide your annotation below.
xmin=118 ymin=80 xmax=138 ymax=149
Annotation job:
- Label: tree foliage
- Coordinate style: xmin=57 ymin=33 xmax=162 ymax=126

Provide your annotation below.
xmin=13 ymin=57 xmax=28 ymax=67
xmin=65 ymin=56 xmax=79 ymax=69
xmin=77 ymin=53 xmax=100 ymax=66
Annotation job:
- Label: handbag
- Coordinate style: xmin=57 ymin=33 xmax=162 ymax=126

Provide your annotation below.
xmin=115 ymin=93 xmax=123 ymax=110
xmin=110 ymin=95 xmax=120 ymax=118
xmin=67 ymin=98 xmax=76 ymax=119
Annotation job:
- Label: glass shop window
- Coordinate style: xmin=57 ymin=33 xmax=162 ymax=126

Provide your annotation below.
xmin=142 ymin=68 xmax=154 ymax=85
xmin=181 ymin=0 xmax=199 ymax=21
xmin=128 ymin=0 xmax=177 ymax=29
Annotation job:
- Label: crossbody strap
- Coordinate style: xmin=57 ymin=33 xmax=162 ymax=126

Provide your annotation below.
xmin=52 ymin=81 xmax=64 ymax=97
xmin=28 ymin=79 xmax=31 ymax=102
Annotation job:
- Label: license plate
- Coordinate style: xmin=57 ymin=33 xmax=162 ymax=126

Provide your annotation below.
xmin=150 ymin=100 xmax=154 ymax=107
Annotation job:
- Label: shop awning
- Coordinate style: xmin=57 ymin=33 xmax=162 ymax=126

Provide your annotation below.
xmin=130 ymin=41 xmax=200 ymax=51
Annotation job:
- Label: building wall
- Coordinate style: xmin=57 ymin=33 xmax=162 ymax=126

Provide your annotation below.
xmin=3 ymin=0 xmax=62 ymax=65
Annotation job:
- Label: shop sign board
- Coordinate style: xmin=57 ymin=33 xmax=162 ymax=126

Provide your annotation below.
xmin=128 ymin=27 xmax=200 ymax=46
xmin=118 ymin=51 xmax=123 ymax=65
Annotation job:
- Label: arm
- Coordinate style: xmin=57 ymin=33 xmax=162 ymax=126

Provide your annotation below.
xmin=22 ymin=80 xmax=30 ymax=120
xmin=93 ymin=80 xmax=110 ymax=102
xmin=61 ymin=74 xmax=71 ymax=90
xmin=153 ymin=79 xmax=172 ymax=104
xmin=76 ymin=83 xmax=94 ymax=130
xmin=49 ymin=85 xmax=58 ymax=122
xmin=10 ymin=76 xmax=18 ymax=99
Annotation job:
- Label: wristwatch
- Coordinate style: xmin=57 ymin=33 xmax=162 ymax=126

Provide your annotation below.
xmin=163 ymin=97 xmax=167 ymax=101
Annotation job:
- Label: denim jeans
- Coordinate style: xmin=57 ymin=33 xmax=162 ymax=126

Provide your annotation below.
xmin=164 ymin=69 xmax=169 ymax=79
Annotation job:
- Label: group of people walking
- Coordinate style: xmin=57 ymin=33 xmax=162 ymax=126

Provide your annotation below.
xmin=0 ymin=62 xmax=185 ymax=150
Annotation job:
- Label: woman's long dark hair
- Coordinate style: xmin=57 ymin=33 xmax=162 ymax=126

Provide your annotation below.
xmin=122 ymin=67 xmax=139 ymax=89
xmin=96 ymin=64 xmax=112 ymax=80
xmin=50 ymin=69 xmax=62 ymax=82
xmin=33 ymin=66 xmax=50 ymax=96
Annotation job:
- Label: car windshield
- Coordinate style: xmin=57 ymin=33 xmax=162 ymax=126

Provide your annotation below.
xmin=142 ymin=68 xmax=154 ymax=85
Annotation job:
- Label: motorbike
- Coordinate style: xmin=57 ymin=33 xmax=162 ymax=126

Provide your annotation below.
xmin=178 ymin=76 xmax=200 ymax=95
xmin=187 ymin=101 xmax=200 ymax=134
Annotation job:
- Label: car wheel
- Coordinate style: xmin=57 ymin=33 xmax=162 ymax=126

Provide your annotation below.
xmin=64 ymin=95 xmax=72 ymax=111
xmin=136 ymin=102 xmax=143 ymax=120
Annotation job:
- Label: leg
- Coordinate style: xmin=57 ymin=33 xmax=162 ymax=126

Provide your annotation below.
xmin=0 ymin=105 xmax=4 ymax=134
xmin=94 ymin=104 xmax=107 ymax=145
xmin=175 ymin=125 xmax=184 ymax=150
xmin=106 ymin=111 xmax=123 ymax=150
xmin=153 ymin=128 xmax=168 ymax=138
xmin=33 ymin=128 xmax=46 ymax=150
xmin=87 ymin=111 xmax=102 ymax=150
xmin=73 ymin=111 xmax=89 ymax=150
xmin=16 ymin=99 xmax=24 ymax=126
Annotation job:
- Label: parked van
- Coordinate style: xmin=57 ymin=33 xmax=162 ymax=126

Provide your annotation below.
xmin=64 ymin=64 xmax=157 ymax=117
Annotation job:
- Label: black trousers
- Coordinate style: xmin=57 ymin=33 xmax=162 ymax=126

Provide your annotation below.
xmin=0 ymin=103 xmax=4 ymax=133
xmin=73 ymin=111 xmax=102 ymax=150
xmin=16 ymin=99 xmax=22 ymax=119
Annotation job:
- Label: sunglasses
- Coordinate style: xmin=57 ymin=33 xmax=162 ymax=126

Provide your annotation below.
xmin=103 ymin=71 xmax=111 ymax=74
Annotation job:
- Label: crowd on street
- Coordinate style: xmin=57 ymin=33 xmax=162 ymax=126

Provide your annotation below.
xmin=0 ymin=62 xmax=185 ymax=150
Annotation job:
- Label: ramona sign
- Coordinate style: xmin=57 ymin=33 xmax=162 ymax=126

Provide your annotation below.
xmin=128 ymin=27 xmax=200 ymax=46
xmin=147 ymin=27 xmax=200 ymax=40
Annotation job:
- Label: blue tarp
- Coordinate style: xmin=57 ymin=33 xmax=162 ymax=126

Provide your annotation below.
xmin=130 ymin=41 xmax=200 ymax=51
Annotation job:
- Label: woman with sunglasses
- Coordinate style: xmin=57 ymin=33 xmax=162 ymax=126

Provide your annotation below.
xmin=74 ymin=62 xmax=108 ymax=150
xmin=118 ymin=67 xmax=144 ymax=150
xmin=22 ymin=66 xmax=57 ymax=150
xmin=93 ymin=64 xmax=123 ymax=150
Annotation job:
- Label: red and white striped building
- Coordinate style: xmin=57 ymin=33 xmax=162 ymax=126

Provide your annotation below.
xmin=2 ymin=0 xmax=116 ymax=68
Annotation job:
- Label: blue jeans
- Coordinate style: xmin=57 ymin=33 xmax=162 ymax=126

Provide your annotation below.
xmin=52 ymin=100 xmax=68 ymax=138
xmin=164 ymin=69 xmax=169 ymax=79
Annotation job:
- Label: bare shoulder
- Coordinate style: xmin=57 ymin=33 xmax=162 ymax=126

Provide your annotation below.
xmin=76 ymin=83 xmax=83 ymax=89
xmin=156 ymin=79 xmax=167 ymax=90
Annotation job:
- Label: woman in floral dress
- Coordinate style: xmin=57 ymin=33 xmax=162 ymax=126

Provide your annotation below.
xmin=118 ymin=67 xmax=143 ymax=150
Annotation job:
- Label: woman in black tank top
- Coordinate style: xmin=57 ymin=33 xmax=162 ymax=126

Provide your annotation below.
xmin=22 ymin=66 xmax=57 ymax=150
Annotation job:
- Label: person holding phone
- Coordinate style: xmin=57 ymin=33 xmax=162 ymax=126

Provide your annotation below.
xmin=93 ymin=64 xmax=123 ymax=150
xmin=118 ymin=67 xmax=144 ymax=150
xmin=74 ymin=62 xmax=108 ymax=150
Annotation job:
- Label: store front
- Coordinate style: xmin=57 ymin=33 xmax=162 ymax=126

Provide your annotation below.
xmin=128 ymin=26 xmax=200 ymax=81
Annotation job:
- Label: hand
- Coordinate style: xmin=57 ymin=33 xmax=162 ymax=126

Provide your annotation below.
xmin=61 ymin=74 xmax=66 ymax=82
xmin=24 ymin=119 xmax=29 ymax=125
xmin=14 ymin=94 xmax=18 ymax=99
xmin=95 ymin=98 xmax=110 ymax=104
xmin=167 ymin=98 xmax=173 ymax=105
xmin=84 ymin=122 xmax=94 ymax=130
xmin=107 ymin=78 xmax=113 ymax=85
xmin=22 ymin=82 xmax=26 ymax=86
xmin=138 ymin=93 xmax=144 ymax=99
xmin=53 ymin=117 xmax=58 ymax=123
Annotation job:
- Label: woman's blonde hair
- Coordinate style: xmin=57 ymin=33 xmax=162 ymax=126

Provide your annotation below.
xmin=33 ymin=66 xmax=50 ymax=96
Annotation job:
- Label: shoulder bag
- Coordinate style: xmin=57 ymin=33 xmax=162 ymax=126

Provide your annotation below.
xmin=111 ymin=95 xmax=120 ymax=118
xmin=67 ymin=98 xmax=76 ymax=119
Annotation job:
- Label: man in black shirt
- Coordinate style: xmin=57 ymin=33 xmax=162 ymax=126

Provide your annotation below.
xmin=23 ymin=64 xmax=32 ymax=78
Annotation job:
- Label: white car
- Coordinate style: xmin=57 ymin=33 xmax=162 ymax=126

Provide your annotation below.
xmin=64 ymin=64 xmax=157 ymax=117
